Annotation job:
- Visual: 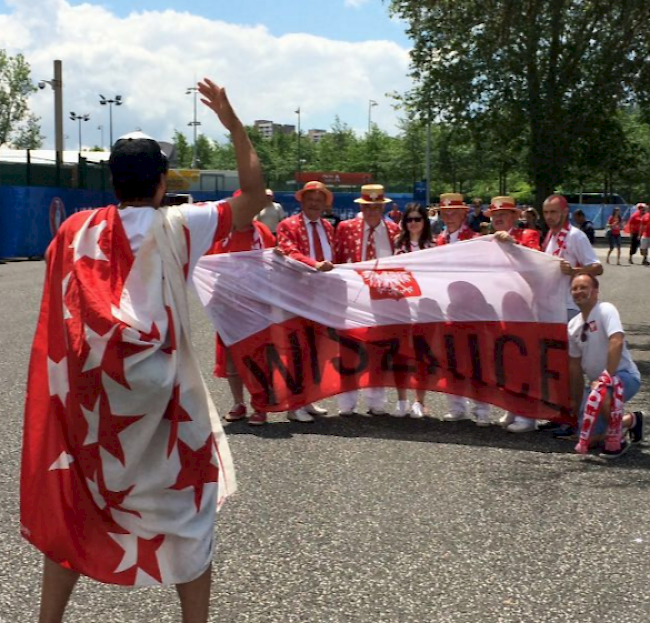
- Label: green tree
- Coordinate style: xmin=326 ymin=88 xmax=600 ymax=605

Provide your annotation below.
xmin=0 ymin=51 xmax=40 ymax=147
xmin=194 ymin=134 xmax=216 ymax=170
xmin=11 ymin=114 xmax=43 ymax=149
xmin=172 ymin=130 xmax=192 ymax=168
xmin=390 ymin=0 xmax=650 ymax=206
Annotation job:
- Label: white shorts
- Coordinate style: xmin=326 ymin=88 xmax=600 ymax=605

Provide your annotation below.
xmin=640 ymin=237 xmax=650 ymax=251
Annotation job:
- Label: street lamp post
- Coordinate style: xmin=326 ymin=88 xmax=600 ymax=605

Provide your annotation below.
xmin=38 ymin=59 xmax=64 ymax=154
xmin=368 ymin=99 xmax=378 ymax=134
xmin=99 ymin=94 xmax=123 ymax=149
xmin=295 ymin=107 xmax=301 ymax=178
xmin=70 ymin=112 xmax=90 ymax=152
xmin=186 ymin=86 xmax=201 ymax=168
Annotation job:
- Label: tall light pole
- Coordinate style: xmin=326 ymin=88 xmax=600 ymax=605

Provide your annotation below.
xmin=295 ymin=107 xmax=301 ymax=178
xmin=70 ymin=112 xmax=90 ymax=152
xmin=186 ymin=86 xmax=201 ymax=168
xmin=368 ymin=99 xmax=378 ymax=134
xmin=38 ymin=59 xmax=64 ymax=154
xmin=99 ymin=94 xmax=123 ymax=149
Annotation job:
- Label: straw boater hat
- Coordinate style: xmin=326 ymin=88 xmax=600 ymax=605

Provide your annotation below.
xmin=354 ymin=184 xmax=392 ymax=204
xmin=486 ymin=196 xmax=521 ymax=216
xmin=438 ymin=193 xmax=468 ymax=209
xmin=295 ymin=181 xmax=333 ymax=206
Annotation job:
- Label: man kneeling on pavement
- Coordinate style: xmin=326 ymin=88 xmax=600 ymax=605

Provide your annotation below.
xmin=566 ymin=274 xmax=643 ymax=458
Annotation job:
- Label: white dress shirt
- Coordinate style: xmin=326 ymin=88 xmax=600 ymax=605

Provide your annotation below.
xmin=302 ymin=213 xmax=332 ymax=261
xmin=361 ymin=220 xmax=392 ymax=260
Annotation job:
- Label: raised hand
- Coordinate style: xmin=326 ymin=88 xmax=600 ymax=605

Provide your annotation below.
xmin=197 ymin=78 xmax=239 ymax=133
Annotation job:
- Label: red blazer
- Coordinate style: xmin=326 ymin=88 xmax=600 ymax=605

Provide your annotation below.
xmin=436 ymin=224 xmax=476 ymax=246
xmin=512 ymin=227 xmax=541 ymax=250
xmin=335 ymin=218 xmax=400 ymax=263
xmin=276 ymin=213 xmax=335 ymax=268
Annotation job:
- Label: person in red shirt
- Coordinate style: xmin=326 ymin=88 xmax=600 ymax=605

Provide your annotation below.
xmin=626 ymin=203 xmax=646 ymax=264
xmin=206 ymin=212 xmax=275 ymax=426
xmin=388 ymin=202 xmax=403 ymax=224
xmin=606 ymin=206 xmax=623 ymax=265
xmin=638 ymin=204 xmax=650 ymax=266
xmin=393 ymin=203 xmax=434 ymax=418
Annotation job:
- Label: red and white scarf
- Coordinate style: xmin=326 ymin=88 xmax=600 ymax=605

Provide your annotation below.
xmin=575 ymin=370 xmax=625 ymax=454
xmin=543 ymin=221 xmax=570 ymax=257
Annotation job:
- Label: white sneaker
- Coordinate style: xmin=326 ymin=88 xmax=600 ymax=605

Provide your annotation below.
xmin=499 ymin=412 xmax=515 ymax=428
xmin=305 ymin=403 xmax=327 ymax=416
xmin=287 ymin=408 xmax=315 ymax=423
xmin=392 ymin=400 xmax=410 ymax=417
xmin=443 ymin=412 xmax=468 ymax=422
xmin=338 ymin=409 xmax=355 ymax=416
xmin=410 ymin=401 xmax=424 ymax=419
xmin=506 ymin=417 xmax=537 ymax=433
xmin=474 ymin=412 xmax=490 ymax=427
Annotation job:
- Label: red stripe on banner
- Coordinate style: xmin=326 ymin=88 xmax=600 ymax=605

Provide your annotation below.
xmin=229 ymin=319 xmax=571 ymax=422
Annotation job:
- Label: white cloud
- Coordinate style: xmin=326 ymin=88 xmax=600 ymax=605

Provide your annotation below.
xmin=0 ymin=0 xmax=412 ymax=150
xmin=344 ymin=0 xmax=371 ymax=7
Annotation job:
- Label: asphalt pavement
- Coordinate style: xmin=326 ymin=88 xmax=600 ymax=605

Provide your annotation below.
xmin=1 ymin=244 xmax=649 ymax=623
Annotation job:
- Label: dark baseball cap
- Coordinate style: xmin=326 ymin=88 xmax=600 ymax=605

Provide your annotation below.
xmin=109 ymin=132 xmax=171 ymax=200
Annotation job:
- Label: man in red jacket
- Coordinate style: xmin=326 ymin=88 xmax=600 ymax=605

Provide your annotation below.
xmin=488 ymin=195 xmax=540 ymax=250
xmin=335 ymin=184 xmax=400 ymax=263
xmin=435 ymin=192 xmax=476 ymax=245
xmin=275 ymin=180 xmax=333 ymax=422
xmin=626 ymin=203 xmax=646 ymax=264
xmin=490 ymin=196 xmax=541 ymax=433
xmin=276 ymin=181 xmax=335 ymax=272
xmin=335 ymin=184 xmax=400 ymax=416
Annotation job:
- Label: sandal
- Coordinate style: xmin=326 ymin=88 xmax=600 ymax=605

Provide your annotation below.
xmin=225 ymin=403 xmax=247 ymax=422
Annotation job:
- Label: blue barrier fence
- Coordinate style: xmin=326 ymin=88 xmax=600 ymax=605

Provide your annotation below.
xmin=568 ymin=203 xmax=633 ymax=230
xmin=0 ymin=186 xmax=116 ymax=259
xmin=0 ymin=187 xmax=417 ymax=260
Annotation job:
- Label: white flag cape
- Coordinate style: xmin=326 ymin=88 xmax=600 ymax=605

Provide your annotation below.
xmin=194 ymin=238 xmax=571 ymax=421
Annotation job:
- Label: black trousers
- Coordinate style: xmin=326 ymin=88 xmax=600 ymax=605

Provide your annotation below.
xmin=630 ymin=233 xmax=640 ymax=256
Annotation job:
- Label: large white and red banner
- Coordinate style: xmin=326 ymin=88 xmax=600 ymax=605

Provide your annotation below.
xmin=194 ymin=238 xmax=572 ymax=421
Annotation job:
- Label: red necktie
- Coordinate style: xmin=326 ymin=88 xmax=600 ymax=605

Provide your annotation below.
xmin=310 ymin=221 xmax=325 ymax=261
xmin=366 ymin=225 xmax=377 ymax=260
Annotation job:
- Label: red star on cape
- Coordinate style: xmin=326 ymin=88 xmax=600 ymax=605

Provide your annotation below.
xmin=170 ymin=435 xmax=219 ymax=512
xmin=95 ymin=390 xmax=143 ymax=465
xmin=163 ymin=384 xmax=193 ymax=457
xmin=109 ymin=532 xmax=166 ymax=584
xmin=101 ymin=326 xmax=154 ymax=389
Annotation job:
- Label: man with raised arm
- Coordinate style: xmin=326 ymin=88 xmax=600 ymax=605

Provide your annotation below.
xmin=21 ymin=78 xmax=267 ymax=623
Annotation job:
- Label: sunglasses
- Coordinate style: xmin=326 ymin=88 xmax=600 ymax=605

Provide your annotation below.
xmin=405 ymin=217 xmax=423 ymax=223
xmin=580 ymin=322 xmax=589 ymax=342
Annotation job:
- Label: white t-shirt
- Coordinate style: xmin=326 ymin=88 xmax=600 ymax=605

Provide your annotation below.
xmin=361 ymin=220 xmax=392 ymax=259
xmin=301 ymin=213 xmax=333 ymax=261
xmin=545 ymin=225 xmax=600 ymax=311
xmin=255 ymin=202 xmax=286 ymax=233
xmin=568 ymin=301 xmax=640 ymax=382
xmin=118 ymin=201 xmax=232 ymax=275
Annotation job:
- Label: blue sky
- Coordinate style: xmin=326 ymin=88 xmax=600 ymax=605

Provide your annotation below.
xmin=66 ymin=0 xmax=411 ymax=45
xmin=0 ymin=0 xmax=413 ymax=150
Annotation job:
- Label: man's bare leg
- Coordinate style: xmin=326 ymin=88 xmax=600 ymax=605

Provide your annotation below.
xmin=227 ymin=374 xmax=245 ymax=405
xmin=176 ymin=565 xmax=212 ymax=623
xmin=39 ymin=556 xmax=80 ymax=623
